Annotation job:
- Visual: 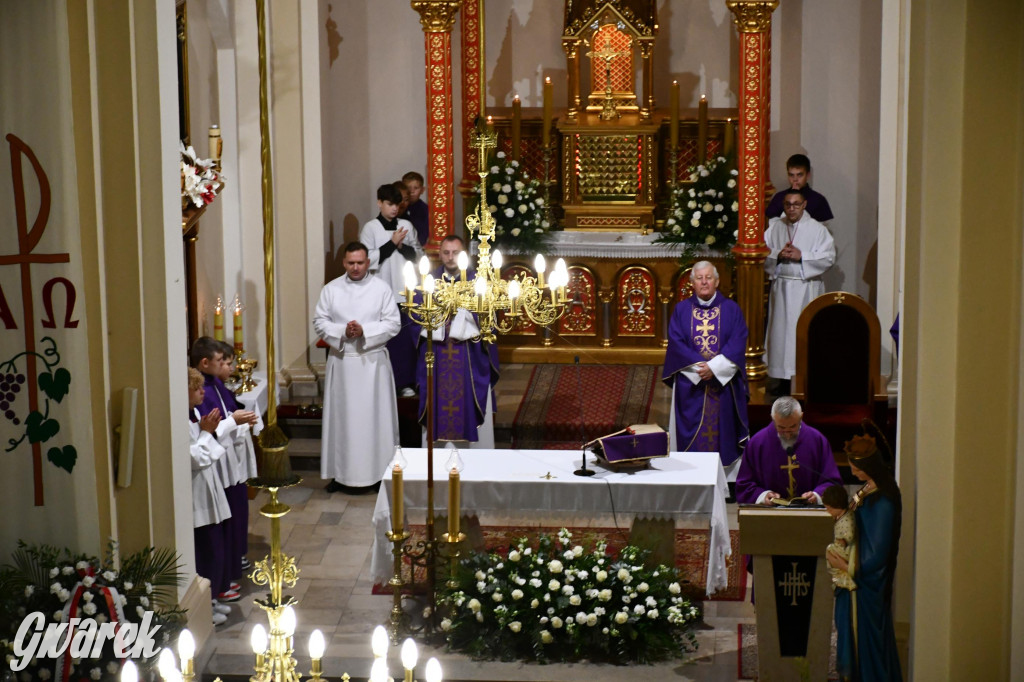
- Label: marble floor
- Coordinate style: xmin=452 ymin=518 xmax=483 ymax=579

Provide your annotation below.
xmin=200 ymin=364 xmax=757 ymax=681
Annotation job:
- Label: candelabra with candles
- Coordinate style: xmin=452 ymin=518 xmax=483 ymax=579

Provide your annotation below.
xmin=136 ymin=622 xmax=441 ymax=682
xmin=386 ymin=126 xmax=570 ymax=639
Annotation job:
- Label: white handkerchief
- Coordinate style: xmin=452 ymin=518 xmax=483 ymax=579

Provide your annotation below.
xmin=449 ymin=309 xmax=480 ymax=341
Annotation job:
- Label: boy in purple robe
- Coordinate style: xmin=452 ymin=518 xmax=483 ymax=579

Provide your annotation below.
xmin=662 ymin=261 xmax=750 ymax=474
xmin=190 ymin=336 xmax=258 ymax=602
xmin=735 ymin=396 xmax=842 ymax=505
xmin=402 ymin=171 xmax=430 ymax=247
xmin=764 ymin=153 xmax=834 ymax=223
xmin=416 ymin=236 xmax=499 ymax=443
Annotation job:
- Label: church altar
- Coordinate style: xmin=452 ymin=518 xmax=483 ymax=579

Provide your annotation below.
xmin=370 ymin=448 xmax=731 ymax=596
xmin=497 ymin=232 xmax=734 ymax=364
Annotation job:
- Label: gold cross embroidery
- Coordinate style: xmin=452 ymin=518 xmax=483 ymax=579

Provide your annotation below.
xmin=781 ymin=454 xmax=800 ymax=499
xmin=631 ymin=436 xmax=640 ymax=449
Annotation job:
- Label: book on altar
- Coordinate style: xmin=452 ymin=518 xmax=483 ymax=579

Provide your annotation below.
xmin=585 ymin=424 xmax=669 ymax=465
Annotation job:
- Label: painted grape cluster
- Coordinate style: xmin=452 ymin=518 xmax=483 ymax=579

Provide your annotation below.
xmin=0 ymin=372 xmax=26 ymax=424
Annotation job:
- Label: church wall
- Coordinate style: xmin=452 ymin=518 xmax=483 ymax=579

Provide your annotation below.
xmin=770 ymin=0 xmax=883 ymax=306
xmin=319 ymin=0 xmax=429 ymax=284
xmin=0 ymin=0 xmax=103 ymax=556
xmin=186 ymin=2 xmax=228 ymax=342
xmin=904 ymin=0 xmax=1023 ymax=676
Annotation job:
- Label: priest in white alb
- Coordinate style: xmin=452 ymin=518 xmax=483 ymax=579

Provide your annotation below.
xmin=764 ymin=189 xmax=836 ymax=385
xmin=313 ymin=242 xmax=402 ymax=493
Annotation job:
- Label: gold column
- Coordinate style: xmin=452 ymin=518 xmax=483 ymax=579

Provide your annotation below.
xmin=726 ymin=0 xmax=778 ymax=380
xmin=563 ymin=38 xmax=581 ymax=121
xmin=411 ymin=0 xmax=461 ymax=255
xmin=639 ymin=40 xmax=654 ymax=120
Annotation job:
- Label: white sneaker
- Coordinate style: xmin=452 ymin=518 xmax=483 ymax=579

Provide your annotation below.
xmin=212 ymin=612 xmax=228 ymax=626
xmin=212 ymin=602 xmax=231 ymax=615
xmin=400 ymin=387 xmax=417 ymax=397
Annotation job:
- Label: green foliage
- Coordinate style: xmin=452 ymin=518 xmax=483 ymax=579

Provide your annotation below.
xmin=438 ymin=529 xmax=699 ymax=664
xmin=0 ymin=541 xmax=186 ymax=681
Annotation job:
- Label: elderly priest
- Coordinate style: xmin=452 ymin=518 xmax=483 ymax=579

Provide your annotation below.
xmin=662 ymin=261 xmax=750 ymax=478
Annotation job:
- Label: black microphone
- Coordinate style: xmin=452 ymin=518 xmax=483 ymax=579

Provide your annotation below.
xmin=573 ymin=356 xmax=595 ymax=477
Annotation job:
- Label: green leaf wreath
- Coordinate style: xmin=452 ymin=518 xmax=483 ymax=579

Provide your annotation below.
xmin=438 ymin=529 xmax=699 ymax=664
xmin=0 ymin=541 xmax=186 ymax=681
xmin=655 ymin=155 xmax=739 ymax=259
xmin=470 ymin=151 xmax=552 ymax=255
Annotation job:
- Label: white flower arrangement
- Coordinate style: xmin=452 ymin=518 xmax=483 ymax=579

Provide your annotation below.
xmin=656 ymin=155 xmax=739 ymax=258
xmin=440 ymin=529 xmax=699 ymax=663
xmin=180 ymin=141 xmax=223 ymax=209
xmin=472 ymin=151 xmax=551 ymax=254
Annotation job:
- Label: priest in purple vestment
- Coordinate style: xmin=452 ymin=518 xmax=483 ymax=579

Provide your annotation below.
xmin=416 ymin=236 xmax=499 ymax=443
xmin=735 ymin=396 xmax=842 ymax=504
xmin=662 ymin=261 xmax=750 ymax=470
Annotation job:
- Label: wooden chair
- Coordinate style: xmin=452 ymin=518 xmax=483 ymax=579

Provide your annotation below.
xmin=792 ymin=292 xmax=888 ymax=462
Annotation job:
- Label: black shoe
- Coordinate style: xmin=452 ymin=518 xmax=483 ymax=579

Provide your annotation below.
xmin=240 ymin=557 xmax=252 ymax=571
xmin=325 ymin=480 xmax=344 ymax=493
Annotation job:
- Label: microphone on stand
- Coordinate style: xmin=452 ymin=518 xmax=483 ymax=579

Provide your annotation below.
xmin=573 ymin=355 xmax=595 ymax=477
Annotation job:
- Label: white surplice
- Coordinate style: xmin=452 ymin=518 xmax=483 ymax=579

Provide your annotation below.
xmin=360 ymin=217 xmax=424 ymax=296
xmin=763 ymin=213 xmax=836 ymax=379
xmin=314 ymin=273 xmax=402 ymax=486
xmin=189 ymin=410 xmax=231 ymax=528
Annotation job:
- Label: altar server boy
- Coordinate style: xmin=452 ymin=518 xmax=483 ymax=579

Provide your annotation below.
xmin=214 ymin=340 xmax=262 ymax=574
xmin=187 ymin=367 xmax=232 ymax=626
xmin=190 ymin=336 xmax=258 ymax=601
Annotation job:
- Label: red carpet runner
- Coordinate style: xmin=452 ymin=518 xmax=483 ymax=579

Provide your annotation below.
xmin=511 ymin=364 xmax=659 ymax=449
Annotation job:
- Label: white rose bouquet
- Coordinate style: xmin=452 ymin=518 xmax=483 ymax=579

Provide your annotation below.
xmin=180 ymin=140 xmax=223 ymax=209
xmin=439 ymin=528 xmax=699 ymax=663
xmin=471 ymin=151 xmax=551 ymax=255
xmin=656 ymin=155 xmax=739 ymax=259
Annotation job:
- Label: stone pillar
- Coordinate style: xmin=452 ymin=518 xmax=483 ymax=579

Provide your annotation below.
xmin=457 ymin=0 xmax=484 ymax=211
xmin=726 ymin=0 xmax=778 ymax=380
xmin=411 ymin=0 xmax=461 ymax=256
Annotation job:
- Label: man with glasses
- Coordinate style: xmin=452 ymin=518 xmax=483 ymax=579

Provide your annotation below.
xmin=764 ymin=189 xmax=836 ymax=396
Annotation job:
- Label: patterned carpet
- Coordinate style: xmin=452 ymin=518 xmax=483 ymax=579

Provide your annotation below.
xmin=373 ymin=524 xmax=746 ymax=602
xmin=511 ymin=364 xmax=659 ymax=449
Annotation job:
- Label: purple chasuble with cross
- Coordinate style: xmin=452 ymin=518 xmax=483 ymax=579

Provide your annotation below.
xmin=735 ymin=423 xmax=842 ymax=503
xmin=662 ymin=293 xmax=750 ymax=465
xmin=416 ymin=268 xmax=499 ymax=441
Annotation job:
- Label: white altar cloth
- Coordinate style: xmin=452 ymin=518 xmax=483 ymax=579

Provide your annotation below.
xmin=501 ymin=231 xmax=728 ymax=260
xmin=371 ymin=449 xmax=732 ymax=596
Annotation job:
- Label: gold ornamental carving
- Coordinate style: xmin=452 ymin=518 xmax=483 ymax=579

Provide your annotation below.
xmin=726 ymin=0 xmax=779 ymax=33
xmin=411 ymin=0 xmax=461 ymax=32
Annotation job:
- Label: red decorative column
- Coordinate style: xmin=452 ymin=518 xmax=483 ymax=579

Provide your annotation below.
xmin=458 ymin=0 xmax=484 ymax=208
xmin=412 ymin=0 xmax=461 ymax=255
xmin=727 ymin=0 xmax=777 ymax=380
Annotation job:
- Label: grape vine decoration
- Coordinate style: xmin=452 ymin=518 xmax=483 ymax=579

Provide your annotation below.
xmin=2 ymin=336 xmax=76 ymax=473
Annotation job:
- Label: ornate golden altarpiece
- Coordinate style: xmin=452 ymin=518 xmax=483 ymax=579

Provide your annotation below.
xmin=446 ymin=0 xmax=777 ymax=370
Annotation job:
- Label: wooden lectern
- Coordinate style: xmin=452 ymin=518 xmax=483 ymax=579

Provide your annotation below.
xmin=738 ymin=507 xmax=835 ymax=681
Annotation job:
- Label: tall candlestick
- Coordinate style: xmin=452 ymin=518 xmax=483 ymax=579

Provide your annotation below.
xmin=511 ymin=95 xmax=521 ymax=161
xmin=542 ymin=77 xmax=553 ymax=148
xmin=670 ymin=80 xmax=679 ymax=150
xmin=213 ymin=295 xmax=225 ymax=341
xmin=233 ymin=296 xmax=243 ymax=351
xmin=723 ymin=117 xmax=735 ymax=157
xmin=392 ymin=464 xmax=404 ymax=534
xmin=448 ymin=467 xmax=460 ymax=539
xmin=208 ymin=124 xmax=222 ymax=164
xmin=697 ymin=94 xmax=709 ymax=165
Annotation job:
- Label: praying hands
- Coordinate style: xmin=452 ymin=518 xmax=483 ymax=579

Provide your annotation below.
xmin=345 ymin=320 xmax=364 ymax=338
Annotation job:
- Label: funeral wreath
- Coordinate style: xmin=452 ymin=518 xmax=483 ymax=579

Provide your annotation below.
xmin=0 ymin=541 xmax=185 ymax=681
xmin=656 ymin=155 xmax=739 ymax=259
xmin=438 ymin=529 xmax=699 ymax=664
xmin=471 ymin=151 xmax=551 ymax=255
